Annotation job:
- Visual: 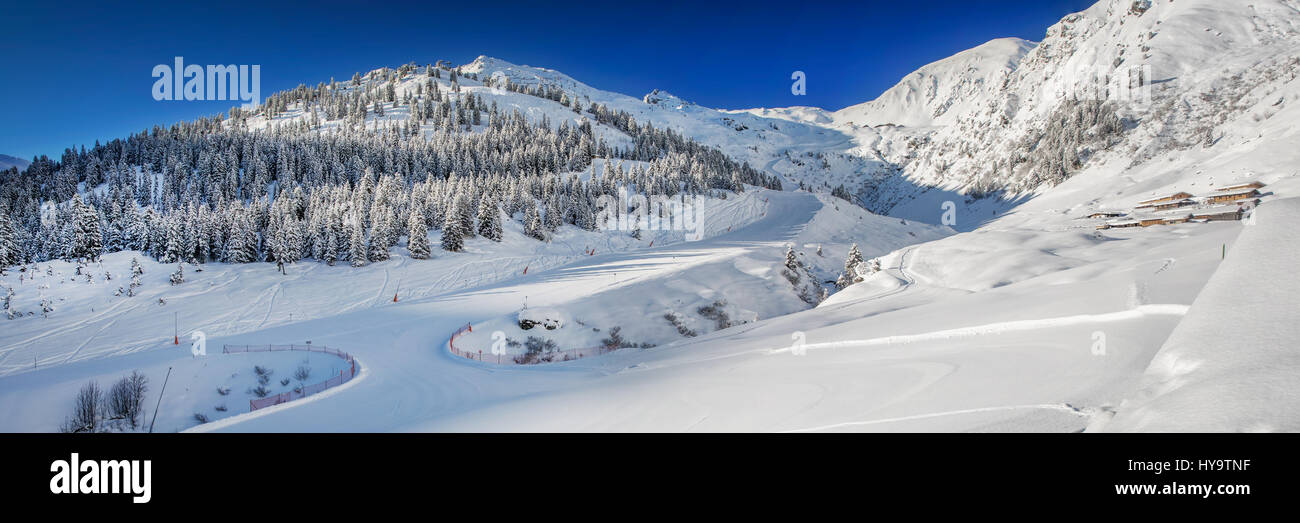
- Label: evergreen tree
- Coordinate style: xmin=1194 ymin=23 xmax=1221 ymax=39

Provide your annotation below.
xmin=523 ymin=203 xmax=545 ymax=241
xmin=71 ymin=197 xmax=104 ymax=261
xmin=0 ymin=214 xmax=18 ymax=267
xmin=476 ymin=195 xmax=502 ymax=242
xmin=169 ymin=263 xmax=184 ymax=285
xmin=441 ymin=197 xmax=465 ymax=252
xmin=784 ymin=246 xmax=800 ymax=275
xmin=280 ymin=216 xmax=303 ymax=263
xmin=837 ymin=244 xmax=864 ymax=289
xmin=162 ymin=217 xmax=183 ymax=263
xmin=322 ymin=227 xmax=338 ymax=266
xmin=349 ymin=213 xmax=368 ymax=267
xmin=408 ymin=208 xmax=431 ymax=259
xmin=368 ymin=212 xmax=390 ymax=262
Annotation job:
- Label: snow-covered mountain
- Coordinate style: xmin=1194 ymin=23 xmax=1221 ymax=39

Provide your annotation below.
xmin=832 ymin=37 xmax=1037 ymax=129
xmin=3 ymin=0 xmax=1299 ymax=434
xmin=0 ymin=154 xmax=30 ymax=171
xmin=437 ymin=1 xmax=1300 ymax=227
xmin=866 ymin=0 xmax=1300 ymax=206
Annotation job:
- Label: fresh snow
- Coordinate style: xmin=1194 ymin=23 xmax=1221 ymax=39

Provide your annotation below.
xmin=4 ymin=0 xmax=1300 ymax=432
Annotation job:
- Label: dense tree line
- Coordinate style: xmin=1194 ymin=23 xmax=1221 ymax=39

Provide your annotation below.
xmin=0 ymin=63 xmax=780 ymax=268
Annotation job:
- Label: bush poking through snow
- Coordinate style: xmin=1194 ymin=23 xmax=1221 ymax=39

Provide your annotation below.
xmin=294 ymin=365 xmax=311 ymax=384
xmin=601 ymin=326 xmax=648 ymax=349
xmin=696 ymin=300 xmax=733 ymax=331
xmin=514 ymin=336 xmax=559 ymax=364
xmin=249 ymin=385 xmax=271 ymax=398
xmin=216 ymin=386 xmax=231 ymax=396
xmin=663 ymin=312 xmax=697 ymax=338
xmin=193 ymin=413 xmax=209 ymax=424
xmin=254 ymin=365 xmax=274 ymax=385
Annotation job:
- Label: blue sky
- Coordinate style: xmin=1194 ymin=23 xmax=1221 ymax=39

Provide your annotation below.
xmin=0 ymin=0 xmax=1095 ymax=160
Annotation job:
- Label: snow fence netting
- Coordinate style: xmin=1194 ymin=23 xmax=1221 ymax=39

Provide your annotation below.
xmin=222 ymin=344 xmax=358 ymax=411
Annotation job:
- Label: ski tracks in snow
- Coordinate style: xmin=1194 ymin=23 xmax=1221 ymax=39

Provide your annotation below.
xmin=781 ymin=403 xmax=1090 ymax=432
xmin=766 ymin=304 xmax=1190 ymax=356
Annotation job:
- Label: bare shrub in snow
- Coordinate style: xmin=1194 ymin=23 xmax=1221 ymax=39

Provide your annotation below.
xmin=514 ymin=336 xmax=558 ymax=364
xmin=254 ymin=366 xmax=274 ymax=385
xmin=663 ymin=312 xmax=697 ymax=338
xmin=696 ymin=301 xmax=732 ymax=331
xmin=294 ymin=365 xmax=311 ymax=383
xmin=106 ymin=370 xmax=148 ymax=429
xmin=59 ymin=381 xmax=104 ymax=433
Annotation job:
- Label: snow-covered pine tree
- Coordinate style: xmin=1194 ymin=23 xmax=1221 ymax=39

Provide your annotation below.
xmin=71 ymin=197 xmax=103 ymax=262
xmin=476 ymin=195 xmax=502 ymax=242
xmin=281 ymin=216 xmax=303 ymax=263
xmin=523 ymin=203 xmax=545 ymax=241
xmin=169 ymin=263 xmax=184 ymax=285
xmin=441 ymin=196 xmax=465 ymax=252
xmin=408 ymin=208 xmax=430 ymax=259
xmin=349 ymin=213 xmax=368 ymax=267
xmin=162 ymin=216 xmax=183 ymax=263
xmin=368 ymin=212 xmax=390 ymax=262
xmin=836 ymin=243 xmax=864 ymax=289
xmin=456 ymin=190 xmax=476 ymax=238
xmin=782 ymin=246 xmax=823 ymax=305
xmin=0 ymin=213 xmax=19 ymax=267
xmin=323 ymin=226 xmax=339 ymax=266
xmin=784 ymin=246 xmax=800 ymax=275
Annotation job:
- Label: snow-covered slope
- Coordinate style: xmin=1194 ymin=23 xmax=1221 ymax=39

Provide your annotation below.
xmin=0 ymin=154 xmax=30 ymax=171
xmin=1101 ymin=198 xmax=1300 ymax=432
xmin=879 ymin=0 xmax=1300 ymax=200
xmin=832 ymin=37 xmax=1036 ymax=129
xmin=4 ymin=0 xmax=1299 ymax=433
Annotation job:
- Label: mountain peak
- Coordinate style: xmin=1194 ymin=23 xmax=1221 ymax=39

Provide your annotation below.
xmin=832 ymin=37 xmax=1036 ymax=128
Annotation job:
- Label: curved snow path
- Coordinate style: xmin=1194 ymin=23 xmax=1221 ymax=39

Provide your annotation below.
xmin=191 ymin=190 xmax=818 ymax=431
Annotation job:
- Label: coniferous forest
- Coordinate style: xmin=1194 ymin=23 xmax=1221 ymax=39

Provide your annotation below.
xmin=0 ymin=64 xmax=781 ymax=269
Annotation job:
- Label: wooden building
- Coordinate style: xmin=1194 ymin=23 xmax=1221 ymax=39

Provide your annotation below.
xmin=1214 ymin=182 xmax=1265 ymax=192
xmin=1206 ymin=189 xmax=1260 ymax=205
xmin=1192 ymin=209 xmax=1244 ymax=222
xmin=1138 ymin=192 xmax=1193 ymax=206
